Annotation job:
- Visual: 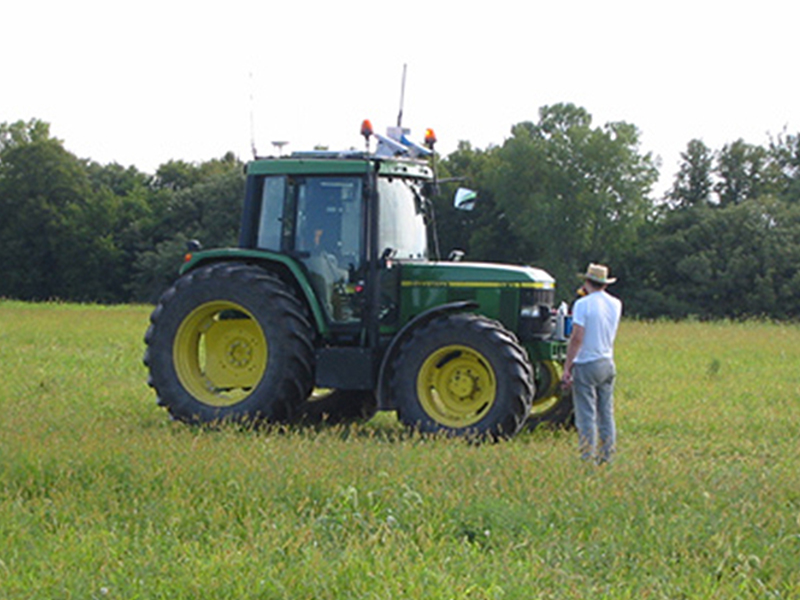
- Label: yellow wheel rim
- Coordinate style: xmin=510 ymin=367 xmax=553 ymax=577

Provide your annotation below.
xmin=531 ymin=360 xmax=562 ymax=416
xmin=173 ymin=301 xmax=268 ymax=407
xmin=416 ymin=345 xmax=497 ymax=428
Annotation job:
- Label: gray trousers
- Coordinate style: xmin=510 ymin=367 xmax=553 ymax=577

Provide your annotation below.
xmin=572 ymin=357 xmax=616 ymax=463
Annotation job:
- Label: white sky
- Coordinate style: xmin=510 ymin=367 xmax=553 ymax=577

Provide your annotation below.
xmin=3 ymin=0 xmax=798 ymax=196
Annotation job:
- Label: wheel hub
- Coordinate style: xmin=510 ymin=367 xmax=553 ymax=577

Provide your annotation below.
xmin=227 ymin=337 xmax=254 ymax=368
xmin=447 ymin=368 xmax=478 ymax=398
xmin=205 ymin=318 xmax=264 ymax=388
xmin=417 ymin=345 xmax=497 ymax=428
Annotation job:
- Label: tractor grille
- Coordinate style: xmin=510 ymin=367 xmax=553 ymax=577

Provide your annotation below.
xmin=518 ymin=287 xmax=556 ymax=340
xmin=522 ymin=288 xmax=555 ymax=307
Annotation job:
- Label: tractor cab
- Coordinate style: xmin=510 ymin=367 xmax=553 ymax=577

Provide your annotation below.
xmin=238 ymin=135 xmax=436 ymax=342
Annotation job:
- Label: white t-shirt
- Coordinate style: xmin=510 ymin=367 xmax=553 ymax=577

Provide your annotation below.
xmin=572 ymin=290 xmax=622 ymax=364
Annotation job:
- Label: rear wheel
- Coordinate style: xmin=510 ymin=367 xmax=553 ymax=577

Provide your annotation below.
xmin=144 ymin=263 xmax=314 ymax=425
xmin=390 ymin=313 xmax=534 ymax=439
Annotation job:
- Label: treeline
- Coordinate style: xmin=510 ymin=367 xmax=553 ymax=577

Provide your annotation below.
xmin=0 ymin=119 xmax=244 ymax=303
xmin=2 ymin=108 xmax=800 ymax=318
xmin=434 ymin=104 xmax=800 ymax=319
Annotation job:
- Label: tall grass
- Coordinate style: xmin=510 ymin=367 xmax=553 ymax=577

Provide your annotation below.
xmin=1 ymin=302 xmax=798 ymax=599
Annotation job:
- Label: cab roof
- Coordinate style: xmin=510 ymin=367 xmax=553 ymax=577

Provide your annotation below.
xmin=246 ymin=154 xmax=434 ymax=180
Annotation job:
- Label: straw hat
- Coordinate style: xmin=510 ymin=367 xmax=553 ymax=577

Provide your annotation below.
xmin=580 ymin=263 xmax=617 ymax=285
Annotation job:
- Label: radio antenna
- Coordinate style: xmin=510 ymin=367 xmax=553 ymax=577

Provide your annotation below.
xmin=249 ymin=71 xmax=258 ymax=159
xmin=396 ymin=63 xmax=407 ymax=128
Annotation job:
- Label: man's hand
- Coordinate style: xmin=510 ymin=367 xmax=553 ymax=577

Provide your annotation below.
xmin=562 ymin=322 xmax=584 ymax=391
xmin=561 ymin=368 xmax=572 ymax=389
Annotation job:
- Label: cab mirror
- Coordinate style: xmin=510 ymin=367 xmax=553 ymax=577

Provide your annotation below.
xmin=454 ymin=188 xmax=477 ymax=211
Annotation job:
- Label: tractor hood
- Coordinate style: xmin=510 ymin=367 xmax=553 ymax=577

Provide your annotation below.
xmin=399 ymin=261 xmax=555 ymax=290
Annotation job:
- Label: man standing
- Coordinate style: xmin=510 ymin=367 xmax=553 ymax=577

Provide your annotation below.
xmin=562 ymin=263 xmax=622 ymax=464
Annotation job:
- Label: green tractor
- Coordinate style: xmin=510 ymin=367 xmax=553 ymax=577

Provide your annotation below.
xmin=144 ymin=122 xmax=572 ymax=438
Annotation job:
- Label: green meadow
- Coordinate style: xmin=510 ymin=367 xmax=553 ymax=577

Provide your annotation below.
xmin=1 ymin=301 xmax=798 ymax=599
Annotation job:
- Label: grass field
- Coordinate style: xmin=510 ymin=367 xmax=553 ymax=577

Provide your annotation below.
xmin=1 ymin=300 xmax=799 ymax=599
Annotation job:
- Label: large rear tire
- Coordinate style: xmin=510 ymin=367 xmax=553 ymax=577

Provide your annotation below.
xmin=144 ymin=263 xmax=314 ymax=425
xmin=389 ymin=313 xmax=534 ymax=439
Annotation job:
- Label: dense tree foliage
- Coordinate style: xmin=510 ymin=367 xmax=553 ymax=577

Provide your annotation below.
xmin=129 ymin=159 xmax=244 ymax=302
xmin=436 ymin=104 xmax=658 ymax=301
xmin=0 ymin=120 xmax=244 ymax=303
xmin=2 ymin=111 xmax=800 ymax=319
xmin=0 ymin=124 xmax=124 ymax=301
xmin=769 ymin=131 xmax=800 ymax=204
xmin=666 ymin=139 xmax=713 ymax=209
xmin=617 ymin=135 xmax=800 ymax=318
xmin=623 ymin=200 xmax=800 ymax=318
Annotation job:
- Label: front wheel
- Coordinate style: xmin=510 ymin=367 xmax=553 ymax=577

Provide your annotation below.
xmin=389 ymin=313 xmax=534 ymax=439
xmin=525 ymin=360 xmax=574 ymax=430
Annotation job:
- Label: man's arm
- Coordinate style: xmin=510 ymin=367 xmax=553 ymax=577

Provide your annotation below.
xmin=561 ymin=323 xmax=585 ymax=386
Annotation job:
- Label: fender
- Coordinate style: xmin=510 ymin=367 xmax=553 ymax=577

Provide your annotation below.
xmin=376 ymin=300 xmax=479 ymax=410
xmin=180 ymin=248 xmax=330 ymax=336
